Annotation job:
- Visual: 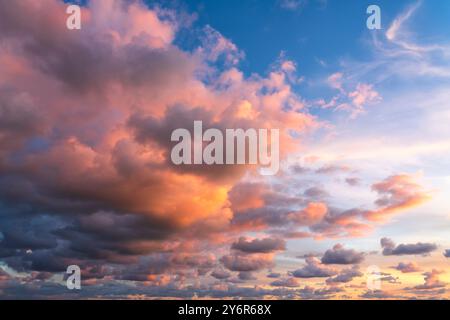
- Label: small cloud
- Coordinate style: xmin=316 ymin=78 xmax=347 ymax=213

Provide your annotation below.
xmin=326 ymin=266 xmax=362 ymax=284
xmin=321 ymin=244 xmax=365 ymax=265
xmin=231 ymin=237 xmax=286 ymax=253
xmin=291 ymin=257 xmax=336 ymax=278
xmin=412 ymin=269 xmax=446 ymax=290
xmin=345 ymin=177 xmax=361 ymax=186
xmin=270 ymin=277 xmax=300 ymax=287
xmin=392 ymin=262 xmax=421 ymax=273
xmin=381 ymin=238 xmax=437 ymax=256
xmin=211 ymin=269 xmax=231 ymax=280
xmin=327 ymin=72 xmax=344 ymax=92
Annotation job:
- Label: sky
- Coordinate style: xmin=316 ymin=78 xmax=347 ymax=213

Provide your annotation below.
xmin=0 ymin=0 xmax=449 ymax=299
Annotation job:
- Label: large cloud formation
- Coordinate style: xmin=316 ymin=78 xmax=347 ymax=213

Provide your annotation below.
xmin=0 ymin=0 xmax=313 ymax=276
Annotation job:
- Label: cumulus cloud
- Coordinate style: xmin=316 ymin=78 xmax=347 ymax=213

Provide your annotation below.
xmin=210 ymin=269 xmax=231 ymax=280
xmin=326 ymin=266 xmax=362 ymax=284
xmin=345 ymin=177 xmax=361 ymax=187
xmin=270 ymin=277 xmax=300 ymax=288
xmin=321 ymin=244 xmax=365 ymax=265
xmin=0 ymin=0 xmax=320 ymax=287
xmin=360 ymin=290 xmax=396 ymax=300
xmin=231 ymin=237 xmax=286 ymax=254
xmin=291 ymin=257 xmax=336 ymax=278
xmin=392 ymin=262 xmax=421 ymax=273
xmin=267 ymin=272 xmax=281 ymax=278
xmin=220 ymin=254 xmax=274 ymax=272
xmin=381 ymin=238 xmax=437 ymax=256
xmin=298 ymin=286 xmax=342 ymax=300
xmin=412 ymin=270 xmax=446 ymax=290
xmin=444 ymin=250 xmax=450 ymax=258
xmin=287 ymin=202 xmax=328 ymax=226
xmin=229 ymin=183 xmax=328 ymax=233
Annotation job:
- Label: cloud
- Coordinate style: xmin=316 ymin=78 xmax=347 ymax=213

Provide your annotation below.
xmin=326 ymin=266 xmax=363 ymax=284
xmin=321 ymin=244 xmax=365 ymax=265
xmin=392 ymin=262 xmax=421 ymax=273
xmin=444 ymin=250 xmax=450 ymax=258
xmin=278 ymin=0 xmax=305 ymax=11
xmin=287 ymin=202 xmax=328 ymax=226
xmin=231 ymin=237 xmax=286 ymax=254
xmin=381 ymin=238 xmax=437 ymax=256
xmin=345 ymin=84 xmax=381 ymax=118
xmin=0 ymin=0 xmax=320 ymax=287
xmin=197 ymin=25 xmax=244 ymax=66
xmin=324 ymin=72 xmax=381 ymax=118
xmin=327 ymin=73 xmax=344 ymax=92
xmin=386 ymin=2 xmax=421 ymax=41
xmin=220 ymin=254 xmax=274 ymax=272
xmin=360 ymin=290 xmax=396 ymax=300
xmin=412 ymin=269 xmax=446 ymax=290
xmin=238 ymin=271 xmax=257 ymax=281
xmin=270 ymin=277 xmax=300 ymax=288
xmin=229 ymin=184 xmax=327 ymax=233
xmin=267 ymin=272 xmax=281 ymax=278
xmin=210 ymin=269 xmax=231 ymax=280
xmin=345 ymin=177 xmax=361 ymax=187
xmin=291 ymin=257 xmax=336 ymax=278
xmin=366 ymin=174 xmax=430 ymax=221
xmin=303 ymin=187 xmax=329 ymax=199
xmin=298 ymin=286 xmax=342 ymax=300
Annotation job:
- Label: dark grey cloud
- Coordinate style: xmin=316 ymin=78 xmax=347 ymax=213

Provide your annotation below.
xmin=270 ymin=277 xmax=299 ymax=287
xmin=297 ymin=286 xmax=342 ymax=300
xmin=238 ymin=271 xmax=256 ymax=281
xmin=231 ymin=237 xmax=285 ymax=253
xmin=321 ymin=244 xmax=365 ymax=265
xmin=303 ymin=187 xmax=329 ymax=199
xmin=210 ymin=269 xmax=231 ymax=280
xmin=267 ymin=272 xmax=281 ymax=278
xmin=380 ymin=274 xmax=400 ymax=284
xmin=291 ymin=257 xmax=336 ymax=278
xmin=444 ymin=250 xmax=450 ymax=258
xmin=381 ymin=238 xmax=437 ymax=256
xmin=220 ymin=254 xmax=273 ymax=272
xmin=345 ymin=177 xmax=360 ymax=186
xmin=326 ymin=266 xmax=362 ymax=284
xmin=392 ymin=262 xmax=421 ymax=273
xmin=309 ymin=207 xmax=370 ymax=238
xmin=315 ymin=165 xmax=350 ymax=175
xmin=360 ymin=290 xmax=396 ymax=299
